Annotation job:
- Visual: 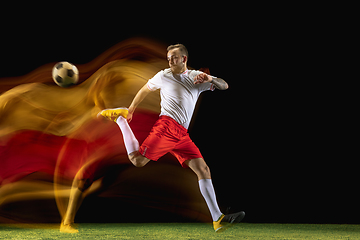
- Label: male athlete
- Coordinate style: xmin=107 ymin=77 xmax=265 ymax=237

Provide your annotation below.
xmin=99 ymin=44 xmax=245 ymax=232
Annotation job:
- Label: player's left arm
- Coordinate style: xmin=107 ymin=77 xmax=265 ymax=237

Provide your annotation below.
xmin=194 ymin=73 xmax=229 ymax=90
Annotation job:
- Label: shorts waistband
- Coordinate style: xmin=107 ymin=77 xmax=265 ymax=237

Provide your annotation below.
xmin=158 ymin=115 xmax=187 ymax=133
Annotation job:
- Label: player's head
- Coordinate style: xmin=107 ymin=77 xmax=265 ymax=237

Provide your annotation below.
xmin=167 ymin=44 xmax=188 ymax=74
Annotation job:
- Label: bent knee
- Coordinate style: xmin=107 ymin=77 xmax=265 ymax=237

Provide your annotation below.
xmin=187 ymin=158 xmax=211 ymax=179
xmin=129 ymin=154 xmax=149 ymax=167
xmin=132 ymin=159 xmax=146 ymax=167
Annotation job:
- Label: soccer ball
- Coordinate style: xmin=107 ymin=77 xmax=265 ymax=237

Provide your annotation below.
xmin=52 ymin=61 xmax=79 ymax=87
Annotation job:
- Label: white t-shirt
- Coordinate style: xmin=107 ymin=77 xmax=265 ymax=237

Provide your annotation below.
xmin=147 ymin=68 xmax=215 ymax=129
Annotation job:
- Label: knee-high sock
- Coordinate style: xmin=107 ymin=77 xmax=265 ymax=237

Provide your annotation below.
xmin=198 ymin=179 xmax=223 ymax=221
xmin=116 ymin=116 xmax=139 ymax=155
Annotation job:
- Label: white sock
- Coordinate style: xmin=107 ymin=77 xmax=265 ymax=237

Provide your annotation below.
xmin=116 ymin=116 xmax=139 ymax=155
xmin=198 ymin=179 xmax=223 ymax=221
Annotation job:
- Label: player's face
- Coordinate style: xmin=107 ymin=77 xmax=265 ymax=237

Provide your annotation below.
xmin=167 ymin=49 xmax=186 ymax=74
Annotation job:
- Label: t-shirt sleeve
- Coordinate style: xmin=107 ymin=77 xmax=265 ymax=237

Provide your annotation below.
xmin=190 ymin=70 xmax=216 ymax=92
xmin=147 ymin=71 xmax=163 ymax=91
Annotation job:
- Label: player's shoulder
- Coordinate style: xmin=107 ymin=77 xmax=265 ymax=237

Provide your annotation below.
xmin=187 ymin=69 xmax=203 ymax=79
xmin=156 ymin=69 xmax=167 ymax=75
xmin=151 ymin=69 xmax=166 ymax=80
xmin=161 ymin=68 xmax=173 ymax=78
xmin=163 ymin=68 xmax=172 ymax=75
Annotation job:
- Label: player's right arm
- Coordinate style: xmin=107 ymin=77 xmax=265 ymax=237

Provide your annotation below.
xmin=127 ymin=83 xmax=152 ymax=122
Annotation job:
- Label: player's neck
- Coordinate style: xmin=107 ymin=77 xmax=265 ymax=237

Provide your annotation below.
xmin=181 ymin=64 xmax=187 ymax=74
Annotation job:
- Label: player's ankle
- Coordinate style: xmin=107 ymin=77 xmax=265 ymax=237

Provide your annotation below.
xmin=63 ymin=219 xmax=71 ymax=225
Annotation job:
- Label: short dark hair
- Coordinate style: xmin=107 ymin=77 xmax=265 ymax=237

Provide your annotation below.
xmin=167 ymin=44 xmax=188 ymax=57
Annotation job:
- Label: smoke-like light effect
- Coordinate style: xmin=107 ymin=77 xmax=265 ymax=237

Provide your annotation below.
xmin=0 ymin=38 xmax=211 ymax=224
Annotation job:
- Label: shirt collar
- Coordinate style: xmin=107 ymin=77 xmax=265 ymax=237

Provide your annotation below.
xmin=182 ymin=69 xmax=188 ymax=75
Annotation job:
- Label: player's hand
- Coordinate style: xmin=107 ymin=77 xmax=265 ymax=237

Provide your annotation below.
xmin=194 ymin=73 xmax=212 ymax=84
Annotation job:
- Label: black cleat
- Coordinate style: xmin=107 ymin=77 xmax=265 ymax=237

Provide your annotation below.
xmin=213 ymin=211 xmax=245 ymax=232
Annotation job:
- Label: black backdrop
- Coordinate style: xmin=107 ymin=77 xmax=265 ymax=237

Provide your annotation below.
xmin=0 ymin=7 xmax=355 ymax=224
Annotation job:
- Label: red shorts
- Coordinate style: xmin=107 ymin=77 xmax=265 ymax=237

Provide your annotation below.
xmin=139 ymin=116 xmax=203 ymax=167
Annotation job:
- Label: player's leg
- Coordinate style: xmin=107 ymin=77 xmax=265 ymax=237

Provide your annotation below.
xmin=61 ymin=178 xmax=105 ymax=233
xmin=186 ymin=158 xmax=222 ymax=220
xmin=186 ymin=157 xmax=211 ymax=180
xmin=186 ymin=158 xmax=245 ymax=232
xmin=127 ymin=151 xmax=150 ymax=167
xmin=98 ymin=108 xmax=150 ymax=167
xmin=61 ymin=178 xmax=90 ymax=233
xmin=116 ymin=116 xmax=151 ymax=167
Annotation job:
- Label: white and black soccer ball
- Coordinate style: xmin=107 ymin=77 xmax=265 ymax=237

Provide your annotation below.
xmin=52 ymin=61 xmax=79 ymax=87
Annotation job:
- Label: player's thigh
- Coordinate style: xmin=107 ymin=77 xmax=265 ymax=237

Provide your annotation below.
xmin=139 ymin=127 xmax=176 ymax=163
xmin=171 ymin=135 xmax=203 ymax=167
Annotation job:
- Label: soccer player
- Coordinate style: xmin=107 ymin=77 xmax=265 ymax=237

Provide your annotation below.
xmin=99 ymin=44 xmax=245 ymax=232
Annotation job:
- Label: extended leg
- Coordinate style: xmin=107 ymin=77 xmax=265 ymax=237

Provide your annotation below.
xmin=186 ymin=158 xmax=245 ymax=232
xmin=186 ymin=158 xmax=222 ymax=221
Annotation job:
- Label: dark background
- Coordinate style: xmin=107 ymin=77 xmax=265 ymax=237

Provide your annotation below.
xmin=0 ymin=6 xmax=355 ymax=224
